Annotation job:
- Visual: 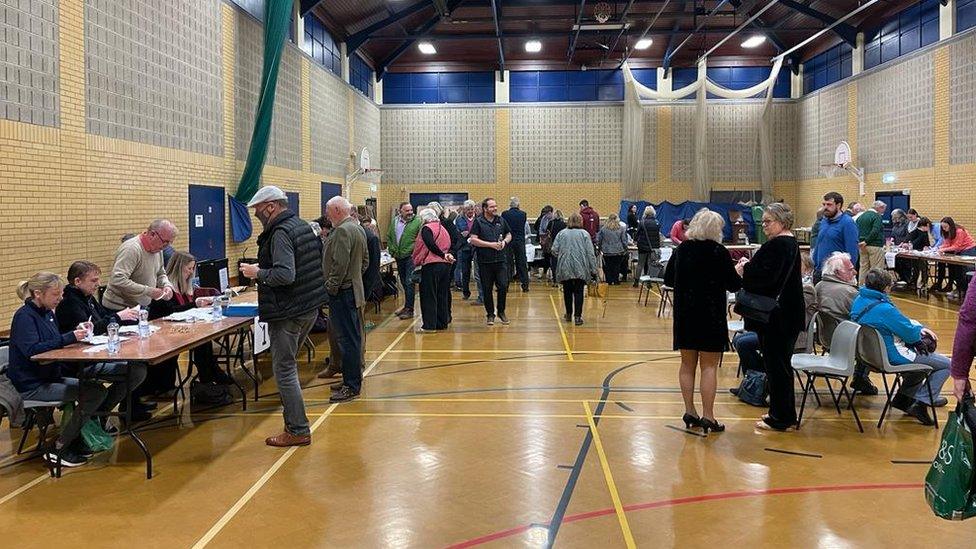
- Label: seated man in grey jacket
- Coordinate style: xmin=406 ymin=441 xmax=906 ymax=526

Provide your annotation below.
xmin=814 ymin=252 xmax=878 ymax=395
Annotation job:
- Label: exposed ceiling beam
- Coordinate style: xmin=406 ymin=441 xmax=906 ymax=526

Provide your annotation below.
xmin=662 ymin=20 xmax=681 ymax=71
xmin=567 ymin=0 xmax=588 ymax=64
xmin=489 ymin=0 xmax=506 ymax=75
xmin=617 ymin=0 xmax=674 ymax=69
xmin=432 ymin=0 xmax=451 ymax=17
xmin=347 ymin=1 xmax=435 ymax=52
xmin=299 ymin=0 xmax=321 ymax=17
xmin=778 ymin=0 xmax=857 ymax=45
xmin=361 ymin=27 xmax=822 ymax=42
xmin=378 ymin=0 xmax=466 ymax=79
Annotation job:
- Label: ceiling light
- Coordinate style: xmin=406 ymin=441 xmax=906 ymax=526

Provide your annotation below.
xmin=525 ymin=40 xmax=542 ymax=53
xmin=418 ymin=42 xmax=436 ymax=54
xmin=635 ymin=38 xmax=652 ymax=50
xmin=741 ymin=35 xmax=766 ymax=49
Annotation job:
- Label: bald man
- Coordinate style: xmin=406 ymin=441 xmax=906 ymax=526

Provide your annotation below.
xmin=322 ymin=196 xmax=368 ymax=403
xmin=102 ymin=219 xmax=177 ymax=310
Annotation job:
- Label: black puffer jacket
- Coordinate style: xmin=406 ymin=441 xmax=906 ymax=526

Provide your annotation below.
xmin=634 ymin=217 xmax=661 ymax=253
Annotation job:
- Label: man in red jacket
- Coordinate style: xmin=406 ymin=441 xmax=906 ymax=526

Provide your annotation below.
xmin=579 ymin=200 xmax=600 ymax=245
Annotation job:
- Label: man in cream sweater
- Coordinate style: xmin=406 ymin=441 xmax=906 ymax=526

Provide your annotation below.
xmin=102 ymin=219 xmax=177 ymax=310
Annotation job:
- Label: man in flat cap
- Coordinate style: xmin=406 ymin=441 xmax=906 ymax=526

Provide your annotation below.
xmin=240 ymin=186 xmax=327 ymax=447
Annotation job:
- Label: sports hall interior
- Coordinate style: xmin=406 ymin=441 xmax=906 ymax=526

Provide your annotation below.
xmin=2 ymin=0 xmax=976 ymax=546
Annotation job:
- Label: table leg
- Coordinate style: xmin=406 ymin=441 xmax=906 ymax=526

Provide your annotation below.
xmin=122 ymin=361 xmax=153 ymax=479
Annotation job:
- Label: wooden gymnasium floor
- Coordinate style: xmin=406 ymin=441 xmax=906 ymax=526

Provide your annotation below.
xmin=2 ymin=280 xmax=976 ymax=547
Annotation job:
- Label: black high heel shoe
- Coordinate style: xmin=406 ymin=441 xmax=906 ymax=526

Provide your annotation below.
xmin=682 ymin=413 xmax=701 ymax=429
xmin=700 ymin=417 xmax=725 ymax=433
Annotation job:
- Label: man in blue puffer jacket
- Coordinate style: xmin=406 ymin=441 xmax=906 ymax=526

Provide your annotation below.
xmin=850 ymin=269 xmax=951 ymax=425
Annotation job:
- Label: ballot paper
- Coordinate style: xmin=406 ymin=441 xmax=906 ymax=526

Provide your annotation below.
xmin=164 ymin=308 xmax=216 ymax=323
xmin=119 ymin=325 xmax=160 ymax=335
xmin=81 ymin=335 xmax=129 ymax=345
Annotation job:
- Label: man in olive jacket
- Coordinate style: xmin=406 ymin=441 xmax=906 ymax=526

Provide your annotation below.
xmin=855 ymin=201 xmax=886 ymax=285
xmin=386 ymin=202 xmax=422 ymax=319
xmin=240 ymin=186 xmax=327 ymax=448
xmin=324 ymin=196 xmax=369 ymax=403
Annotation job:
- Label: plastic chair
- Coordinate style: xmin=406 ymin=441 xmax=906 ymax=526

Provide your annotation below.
xmin=856 ymin=326 xmax=938 ymax=429
xmin=792 ymin=320 xmax=863 ymax=432
xmin=657 ymin=285 xmax=673 ymax=317
xmin=636 ymin=275 xmax=653 ymax=305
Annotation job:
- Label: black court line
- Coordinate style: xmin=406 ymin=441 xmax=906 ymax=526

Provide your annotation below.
xmin=556 ymin=465 xmax=574 ymax=470
xmin=764 ymin=448 xmax=823 ymax=459
xmin=665 ymin=424 xmax=707 ymax=438
xmin=891 ymin=459 xmax=932 ymax=465
xmin=576 ymin=424 xmax=588 ymax=428
xmin=614 ymin=401 xmax=634 ymax=412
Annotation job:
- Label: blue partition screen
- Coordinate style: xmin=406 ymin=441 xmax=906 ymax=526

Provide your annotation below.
xmin=510 ymin=70 xmax=624 ymax=102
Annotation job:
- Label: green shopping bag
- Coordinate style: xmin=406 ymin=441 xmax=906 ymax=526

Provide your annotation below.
xmin=925 ymin=398 xmax=976 ymax=520
xmin=59 ymin=403 xmax=115 ymax=453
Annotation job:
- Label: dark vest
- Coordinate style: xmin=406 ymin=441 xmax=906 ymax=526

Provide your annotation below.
xmin=256 ymin=211 xmax=327 ymax=322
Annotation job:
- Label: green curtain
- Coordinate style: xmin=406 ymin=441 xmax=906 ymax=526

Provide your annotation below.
xmin=233 ymin=0 xmax=292 ymax=204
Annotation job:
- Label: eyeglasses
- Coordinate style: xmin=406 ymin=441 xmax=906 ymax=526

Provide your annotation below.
xmin=152 ymin=231 xmax=173 ymax=245
xmin=761 ymin=219 xmax=775 ymax=225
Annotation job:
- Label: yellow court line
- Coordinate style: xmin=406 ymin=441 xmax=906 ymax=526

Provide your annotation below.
xmin=380 ymin=349 xmax=680 ymax=355
xmin=331 ymin=412 xmax=584 ymax=418
xmin=192 ymin=316 xmax=419 ymax=548
xmin=0 ymin=473 xmax=49 ymax=507
xmin=548 ymin=294 xmax=575 ymax=361
xmin=583 ymin=401 xmax=636 ymax=549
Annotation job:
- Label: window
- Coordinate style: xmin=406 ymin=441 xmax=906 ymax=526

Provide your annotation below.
xmin=350 ymin=53 xmax=374 ymax=99
xmin=863 ymin=0 xmax=940 ymax=70
xmin=303 ymin=16 xmax=341 ymax=77
xmin=510 ymin=70 xmax=623 ymax=102
xmin=803 ymin=42 xmax=854 ymax=94
xmin=959 ymin=0 xmax=976 ymax=32
xmin=229 ymin=0 xmax=264 ymax=22
xmin=671 ymin=66 xmax=790 ymax=98
xmin=384 ymin=72 xmax=495 ymax=104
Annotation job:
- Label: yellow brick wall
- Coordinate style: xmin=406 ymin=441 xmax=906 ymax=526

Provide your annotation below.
xmin=0 ymin=1 xmax=377 ymax=327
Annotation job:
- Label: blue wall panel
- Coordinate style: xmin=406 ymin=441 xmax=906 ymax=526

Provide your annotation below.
xmin=803 ymin=42 xmax=853 ymax=93
xmin=511 ymin=69 xmax=623 ymax=102
xmin=383 ymin=71 xmax=496 ymax=104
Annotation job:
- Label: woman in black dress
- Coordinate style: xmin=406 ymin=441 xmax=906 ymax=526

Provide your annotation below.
xmin=737 ymin=202 xmax=804 ymax=431
xmin=664 ymin=209 xmax=741 ymax=433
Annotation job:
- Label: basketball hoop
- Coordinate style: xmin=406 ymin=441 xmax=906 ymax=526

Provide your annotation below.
xmin=344 ymin=147 xmax=383 ymax=197
xmin=819 ymin=141 xmax=865 ymax=196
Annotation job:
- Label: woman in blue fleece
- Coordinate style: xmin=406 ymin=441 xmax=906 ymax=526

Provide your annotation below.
xmin=850 ymin=269 xmax=950 ymax=425
xmin=8 ymin=272 xmax=147 ymax=468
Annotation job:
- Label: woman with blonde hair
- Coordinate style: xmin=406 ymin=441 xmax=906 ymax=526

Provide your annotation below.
xmin=736 ymin=202 xmax=804 ymax=431
xmin=146 ymin=251 xmax=235 ymax=402
xmin=552 ymin=213 xmax=598 ymax=325
xmin=8 ymin=272 xmax=148 ymax=467
xmin=597 ymin=213 xmax=629 ymax=285
xmin=664 ymin=209 xmax=741 ymax=433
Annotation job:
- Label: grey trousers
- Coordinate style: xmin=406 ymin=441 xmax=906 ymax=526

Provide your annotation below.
xmin=268 ymin=310 xmax=317 ymax=436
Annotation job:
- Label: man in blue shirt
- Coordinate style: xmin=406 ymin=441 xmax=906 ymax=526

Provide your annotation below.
xmin=812 ymin=192 xmax=860 ymax=282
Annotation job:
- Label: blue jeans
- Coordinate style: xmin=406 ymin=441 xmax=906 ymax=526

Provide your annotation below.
xmin=396 ymin=256 xmax=415 ymax=310
xmin=21 ymin=362 xmax=147 ymax=447
xmin=905 ymin=352 xmax=951 ymax=404
xmin=732 ymin=332 xmax=763 ymax=373
xmin=330 ymin=288 xmax=364 ymax=393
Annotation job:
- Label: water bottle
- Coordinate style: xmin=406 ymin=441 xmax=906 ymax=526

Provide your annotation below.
xmin=224 ymin=288 xmax=234 ymax=312
xmin=107 ymin=322 xmax=120 ymax=355
xmin=211 ymin=295 xmax=223 ymax=321
xmin=138 ymin=309 xmax=150 ymax=339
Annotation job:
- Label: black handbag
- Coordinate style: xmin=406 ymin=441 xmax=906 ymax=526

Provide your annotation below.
xmin=734 ymin=243 xmax=797 ymax=324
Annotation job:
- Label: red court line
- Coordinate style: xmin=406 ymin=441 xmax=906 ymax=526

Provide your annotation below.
xmin=445 ymin=482 xmax=923 ymax=548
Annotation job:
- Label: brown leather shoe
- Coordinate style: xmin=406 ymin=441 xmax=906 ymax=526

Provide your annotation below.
xmin=265 ymin=432 xmax=311 ymax=447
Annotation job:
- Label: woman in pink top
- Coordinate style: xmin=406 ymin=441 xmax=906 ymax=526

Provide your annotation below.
xmin=939 ymin=217 xmax=976 ymax=297
xmin=670 ymin=218 xmax=689 ymax=244
xmin=412 ymin=208 xmax=454 ymax=332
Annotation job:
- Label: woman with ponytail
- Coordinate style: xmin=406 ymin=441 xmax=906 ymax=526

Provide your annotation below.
xmin=8 ymin=272 xmax=147 ymax=468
